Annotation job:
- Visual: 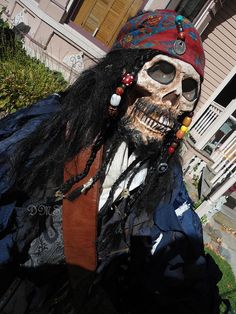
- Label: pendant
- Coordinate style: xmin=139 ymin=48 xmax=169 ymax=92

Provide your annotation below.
xmin=174 ymin=40 xmax=186 ymax=55
xmin=158 ymin=162 xmax=168 ymax=174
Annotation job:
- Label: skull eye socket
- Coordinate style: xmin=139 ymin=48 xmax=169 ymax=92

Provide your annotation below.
xmin=182 ymin=78 xmax=198 ymax=101
xmin=147 ymin=61 xmax=176 ymax=84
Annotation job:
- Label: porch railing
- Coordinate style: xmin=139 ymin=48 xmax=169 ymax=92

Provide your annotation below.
xmin=210 ymin=131 xmax=236 ymax=186
xmin=190 ymin=101 xmax=224 ymax=143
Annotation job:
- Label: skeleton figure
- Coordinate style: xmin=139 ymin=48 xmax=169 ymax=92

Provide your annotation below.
xmin=124 ymin=55 xmax=201 ymax=146
xmin=0 ymin=9 xmax=224 ymax=314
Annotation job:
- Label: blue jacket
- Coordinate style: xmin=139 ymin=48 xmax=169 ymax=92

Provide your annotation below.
xmin=0 ymin=95 xmax=222 ymax=314
xmin=0 ymin=94 xmax=61 ymax=264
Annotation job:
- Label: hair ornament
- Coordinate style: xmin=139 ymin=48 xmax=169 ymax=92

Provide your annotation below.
xmin=158 ymin=112 xmax=194 ymax=173
xmin=108 ymin=72 xmax=134 ymax=117
xmin=174 ymin=15 xmax=186 ymax=55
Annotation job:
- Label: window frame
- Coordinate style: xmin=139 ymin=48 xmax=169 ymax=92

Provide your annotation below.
xmin=67 ymin=0 xmax=147 ymax=50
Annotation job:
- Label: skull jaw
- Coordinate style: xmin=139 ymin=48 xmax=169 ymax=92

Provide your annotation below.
xmin=122 ymin=96 xmax=177 ymax=146
xmin=120 ymin=106 xmax=172 ymax=150
xmin=130 ymin=112 xmax=165 ymax=145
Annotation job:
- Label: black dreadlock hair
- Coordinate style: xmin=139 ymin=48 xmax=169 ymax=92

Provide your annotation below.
xmin=10 ymin=49 xmax=159 ymax=199
xmin=8 ymin=46 xmax=200 ymax=214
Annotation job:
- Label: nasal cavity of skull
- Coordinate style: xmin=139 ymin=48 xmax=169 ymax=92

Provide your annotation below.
xmin=136 ymin=85 xmax=152 ymax=97
xmin=162 ymin=90 xmax=180 ymax=107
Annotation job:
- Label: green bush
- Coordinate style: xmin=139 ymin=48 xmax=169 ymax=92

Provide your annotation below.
xmin=0 ymin=12 xmax=67 ymax=114
xmin=205 ymin=247 xmax=236 ymax=313
xmin=0 ymin=51 xmax=67 ymax=113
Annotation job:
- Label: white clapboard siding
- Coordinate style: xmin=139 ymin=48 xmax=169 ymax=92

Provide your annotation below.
xmin=197 ymin=0 xmax=236 ymax=111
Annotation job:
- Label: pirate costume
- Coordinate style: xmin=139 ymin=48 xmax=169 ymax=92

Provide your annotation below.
xmin=0 ymin=10 xmax=225 ymax=314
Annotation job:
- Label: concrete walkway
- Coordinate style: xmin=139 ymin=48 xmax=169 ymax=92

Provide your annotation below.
xmin=184 ymin=176 xmax=236 ymax=276
xmin=203 ymin=205 xmax=236 ymax=277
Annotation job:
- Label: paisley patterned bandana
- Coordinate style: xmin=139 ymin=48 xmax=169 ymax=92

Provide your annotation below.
xmin=113 ymin=10 xmax=205 ymax=78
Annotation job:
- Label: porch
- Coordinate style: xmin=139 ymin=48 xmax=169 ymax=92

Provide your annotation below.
xmin=184 ymin=98 xmax=236 ymax=200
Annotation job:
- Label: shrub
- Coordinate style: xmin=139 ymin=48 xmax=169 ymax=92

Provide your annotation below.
xmin=0 ymin=11 xmax=67 ymax=114
xmin=0 ymin=51 xmax=67 ymax=113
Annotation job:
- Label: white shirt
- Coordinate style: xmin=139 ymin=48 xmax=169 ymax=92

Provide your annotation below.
xmin=99 ymin=142 xmax=148 ymax=210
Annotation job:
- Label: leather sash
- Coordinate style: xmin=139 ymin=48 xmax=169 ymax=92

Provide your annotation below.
xmin=62 ymin=147 xmax=103 ymax=271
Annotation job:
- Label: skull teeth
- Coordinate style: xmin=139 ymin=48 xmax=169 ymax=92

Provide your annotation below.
xmin=137 ymin=110 xmax=172 ymax=133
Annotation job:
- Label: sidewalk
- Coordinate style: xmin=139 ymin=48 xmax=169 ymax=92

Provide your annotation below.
xmin=203 ymin=197 xmax=236 ymax=277
xmin=184 ymin=175 xmax=236 ymax=276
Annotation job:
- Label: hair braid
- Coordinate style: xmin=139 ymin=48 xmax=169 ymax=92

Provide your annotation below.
xmin=99 ymin=156 xmax=143 ymax=215
xmin=60 ymin=132 xmax=104 ymax=194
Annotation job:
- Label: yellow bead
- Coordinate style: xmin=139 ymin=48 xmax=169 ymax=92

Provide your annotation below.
xmin=180 ymin=125 xmax=188 ymax=133
xmin=182 ymin=117 xmax=192 ymax=127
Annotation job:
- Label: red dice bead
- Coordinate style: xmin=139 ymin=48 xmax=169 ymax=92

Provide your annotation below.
xmin=116 ymin=87 xmax=124 ymax=95
xmin=122 ymin=73 xmax=134 ymax=86
xmin=168 ymin=146 xmax=175 ymax=154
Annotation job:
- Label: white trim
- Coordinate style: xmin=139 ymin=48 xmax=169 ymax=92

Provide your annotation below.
xmin=191 ymin=66 xmax=236 ymax=127
xmin=144 ymin=0 xmax=170 ymax=10
xmin=166 ymin=0 xmax=181 ymax=10
xmin=66 ymin=0 xmax=74 ymax=12
xmin=195 ymin=99 xmax=236 ymax=149
xmin=15 ymin=0 xmax=106 ymax=59
xmin=194 ymin=0 xmax=215 ymax=32
xmin=209 ymin=174 xmax=236 ymax=203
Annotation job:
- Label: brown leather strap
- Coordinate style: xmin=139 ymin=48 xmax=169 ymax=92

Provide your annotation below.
xmin=62 ymin=147 xmax=103 ymax=271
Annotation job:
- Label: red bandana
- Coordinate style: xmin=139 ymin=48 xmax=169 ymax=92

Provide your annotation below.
xmin=113 ymin=10 xmax=205 ymax=78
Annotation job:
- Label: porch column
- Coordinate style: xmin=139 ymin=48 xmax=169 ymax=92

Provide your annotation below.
xmin=196 ymin=174 xmax=236 ymax=218
xmin=195 ymin=99 xmax=236 ymax=150
xmin=210 ymin=174 xmax=236 ymax=201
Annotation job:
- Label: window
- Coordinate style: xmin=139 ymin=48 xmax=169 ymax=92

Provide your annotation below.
xmin=203 ymin=117 xmax=236 ymax=156
xmin=71 ymin=0 xmax=144 ymax=47
xmin=215 ymin=74 xmax=236 ymax=109
xmin=167 ymin=0 xmax=207 ymax=22
xmin=176 ymin=0 xmax=206 ymax=21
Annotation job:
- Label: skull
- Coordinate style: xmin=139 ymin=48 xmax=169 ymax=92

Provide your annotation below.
xmin=123 ymin=54 xmax=201 ymax=146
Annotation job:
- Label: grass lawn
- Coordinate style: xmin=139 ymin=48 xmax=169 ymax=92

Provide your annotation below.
xmin=205 ymin=247 xmax=236 ymax=313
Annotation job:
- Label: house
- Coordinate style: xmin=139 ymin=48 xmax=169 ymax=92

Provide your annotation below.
xmin=181 ymin=0 xmax=236 ymax=220
xmin=0 ymin=0 xmax=219 ymax=80
xmin=0 ymin=0 xmax=235 ymax=218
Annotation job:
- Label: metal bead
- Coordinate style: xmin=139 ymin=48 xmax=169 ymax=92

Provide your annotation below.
xmin=158 ymin=162 xmax=168 ymax=174
xmin=177 ymin=26 xmax=183 ymax=33
xmin=174 ymin=40 xmax=186 ymax=55
xmin=170 ymin=142 xmax=178 ymax=148
xmin=108 ymin=105 xmax=118 ymax=117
